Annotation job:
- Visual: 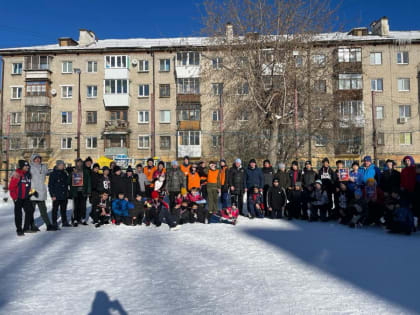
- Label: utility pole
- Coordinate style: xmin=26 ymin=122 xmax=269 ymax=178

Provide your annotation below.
xmin=4 ymin=114 xmax=10 ymax=191
xmin=294 ymin=86 xmax=298 ymax=161
xmin=74 ymin=68 xmax=81 ymax=159
xmin=371 ymin=91 xmax=377 ymax=165
xmin=219 ymin=90 xmax=224 ymax=160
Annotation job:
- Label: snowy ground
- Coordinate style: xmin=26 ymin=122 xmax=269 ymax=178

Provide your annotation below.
xmin=1 ymin=197 xmax=420 ymax=315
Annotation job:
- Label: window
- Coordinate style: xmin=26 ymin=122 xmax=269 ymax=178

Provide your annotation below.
xmin=86 ymin=111 xmax=97 ymax=124
xmin=312 ymin=54 xmax=326 ymax=66
xmin=11 ymin=87 xmax=22 ymax=99
xmin=159 ymin=84 xmax=170 ymax=97
xmin=179 ymin=107 xmax=200 ymax=121
xmin=12 ymin=63 xmax=22 ymax=74
xmin=104 ymin=79 xmax=128 ymax=94
xmin=110 ymin=111 xmax=128 ymax=121
xmin=338 ymin=74 xmax=362 ymax=90
xmin=370 ymin=52 xmax=382 ymax=65
xmin=61 ymin=112 xmax=72 ymax=124
xmin=371 ymin=79 xmax=383 ymax=92
xmin=397 ymin=78 xmax=410 ymax=91
xmin=87 ymin=85 xmax=97 ymax=98
xmin=239 ymin=111 xmax=249 ymax=121
xmin=315 ymin=135 xmax=327 ymax=147
xmin=160 ymin=110 xmax=171 ymax=123
xmin=26 ymin=81 xmax=47 ymax=96
xmin=376 ymin=106 xmax=384 ymax=120
xmin=62 ymin=61 xmax=73 ymax=73
xmin=9 ymin=138 xmax=21 ymax=150
xmin=105 ymin=55 xmax=128 ymax=69
xmin=177 ymin=78 xmax=200 ymax=94
xmin=338 ymin=47 xmax=362 ymax=62
xmin=28 ymin=111 xmax=48 ymax=122
xmin=179 ymin=131 xmax=200 ymax=145
xmin=61 ymin=137 xmax=72 ymax=149
xmin=212 ymin=135 xmax=221 ymax=147
xmin=212 ymin=110 xmax=220 ymax=121
xmin=138 ymin=84 xmax=150 ymax=97
xmin=399 ymin=105 xmax=411 ymax=118
xmin=159 ymin=59 xmax=170 ymax=72
xmin=176 ymin=52 xmax=200 ymax=66
xmin=138 ymin=60 xmax=149 ymax=72
xmin=86 ymin=136 xmax=98 ymax=149
xmin=339 ymin=101 xmax=363 ymax=119
xmin=295 ymin=55 xmax=303 ymax=67
xmin=61 ymin=86 xmax=73 ymax=98
xmin=314 ymin=80 xmax=327 ymax=93
xmin=24 ymin=55 xmax=51 ymax=70
xmin=138 ymin=111 xmax=149 ymax=124
xmin=237 ymin=82 xmax=249 ymax=95
xmin=212 ymin=57 xmax=223 ymax=69
xmin=87 ymin=61 xmax=97 ymax=73
xmin=160 ymin=136 xmax=171 ymax=150
xmin=29 ymin=137 xmax=46 ymax=149
xmin=400 ymin=132 xmax=412 ymax=145
xmin=377 ymin=132 xmax=385 ymax=145
xmin=138 ymin=135 xmax=150 ymax=149
xmin=10 ymin=112 xmax=22 ymax=125
xmin=212 ymin=83 xmax=223 ymax=96
xmin=397 ymin=51 xmax=409 ymax=64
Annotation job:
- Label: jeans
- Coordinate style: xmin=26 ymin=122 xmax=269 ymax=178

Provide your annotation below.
xmin=52 ymin=199 xmax=68 ymax=226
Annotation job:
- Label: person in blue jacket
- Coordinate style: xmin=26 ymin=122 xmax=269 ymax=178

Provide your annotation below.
xmin=112 ymin=192 xmax=134 ymax=225
xmin=244 ymin=159 xmax=264 ymax=193
xmin=348 ymin=161 xmax=363 ymax=192
xmin=361 ymin=156 xmax=381 ymax=185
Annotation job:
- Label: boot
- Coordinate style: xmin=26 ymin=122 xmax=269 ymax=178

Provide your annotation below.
xmin=31 ymin=224 xmax=40 ymax=232
xmin=46 ymin=225 xmax=57 ymax=231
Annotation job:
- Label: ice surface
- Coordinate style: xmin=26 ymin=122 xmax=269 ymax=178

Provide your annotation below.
xmin=0 ymin=198 xmax=419 ymax=315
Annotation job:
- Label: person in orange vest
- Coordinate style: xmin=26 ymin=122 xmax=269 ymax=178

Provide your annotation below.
xmin=180 ymin=156 xmax=191 ymax=176
xmin=198 ymin=161 xmax=208 ymax=199
xmin=219 ymin=159 xmax=229 ymax=208
xmin=207 ymin=161 xmax=221 ymax=219
xmin=143 ymin=158 xmax=157 ymax=197
xmin=187 ymin=163 xmax=201 ymax=192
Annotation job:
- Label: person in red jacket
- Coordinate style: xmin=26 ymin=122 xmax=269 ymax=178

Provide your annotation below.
xmin=9 ymin=160 xmax=36 ymax=236
xmin=400 ymin=156 xmax=417 ymax=209
xmin=363 ymin=178 xmax=385 ymax=225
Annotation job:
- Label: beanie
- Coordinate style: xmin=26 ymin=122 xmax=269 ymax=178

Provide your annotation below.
xmin=113 ymin=166 xmax=121 ymax=173
xmin=151 ymin=191 xmax=159 ymax=199
xmin=56 ymin=160 xmax=65 ymax=167
xmin=18 ymin=160 xmax=29 ymax=169
xmin=235 ymin=158 xmax=242 ymax=164
xmin=126 ymin=166 xmax=133 ymax=173
xmin=92 ymin=163 xmax=100 ymax=169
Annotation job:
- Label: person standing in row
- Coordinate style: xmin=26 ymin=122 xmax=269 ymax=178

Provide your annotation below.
xmin=228 ymin=159 xmax=245 ymax=215
xmin=135 ymin=163 xmax=150 ymax=195
xmin=144 ymin=158 xmax=156 ymax=197
xmin=125 ymin=166 xmax=139 ymax=202
xmin=262 ymin=159 xmax=274 ymax=211
xmin=244 ymin=159 xmax=264 ymax=192
xmin=180 ymin=156 xmax=191 ymax=177
xmin=48 ymin=160 xmax=70 ymax=228
xmin=166 ymin=160 xmax=186 ymax=208
xmin=207 ymin=161 xmax=221 ymax=218
xmin=69 ymin=158 xmax=91 ymax=226
xmin=186 ymin=163 xmax=201 ymax=192
xmin=219 ymin=159 xmax=229 ymax=209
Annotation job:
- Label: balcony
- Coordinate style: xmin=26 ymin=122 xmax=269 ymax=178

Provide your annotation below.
xmin=25 ymin=122 xmax=51 ymax=134
xmin=103 ymin=120 xmax=130 ymax=134
xmin=175 ymin=66 xmax=200 ymax=78
xmin=104 ymin=68 xmax=129 ymax=79
xmin=177 ymin=120 xmax=200 ymax=130
xmin=335 ymin=144 xmax=362 ymax=156
xmin=25 ymin=96 xmax=50 ymax=106
xmin=24 ymin=56 xmax=52 ymax=80
xmin=339 ymin=116 xmax=365 ymax=128
xmin=103 ymin=94 xmax=130 ymax=107
xmin=177 ymin=94 xmax=200 ymax=103
xmin=177 ymin=145 xmax=201 ymax=158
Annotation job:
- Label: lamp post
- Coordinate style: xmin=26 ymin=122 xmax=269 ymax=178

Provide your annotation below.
xmin=219 ymin=88 xmax=224 ymax=160
xmin=74 ymin=68 xmax=81 ymax=159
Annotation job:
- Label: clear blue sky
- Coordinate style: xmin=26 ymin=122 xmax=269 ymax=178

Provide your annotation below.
xmin=0 ymin=0 xmax=419 ymax=50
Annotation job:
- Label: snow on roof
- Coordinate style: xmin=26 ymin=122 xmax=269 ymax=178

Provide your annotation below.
xmin=2 ymin=31 xmax=420 ymax=53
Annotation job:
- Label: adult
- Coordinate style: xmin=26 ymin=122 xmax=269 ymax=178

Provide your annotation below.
xmin=9 ymin=160 xmax=35 ymax=236
xmin=48 ymin=160 xmax=70 ymax=228
xmin=97 ymin=166 xmax=112 ymax=196
xmin=166 ymin=160 xmax=186 ymax=208
xmin=400 ymin=156 xmax=416 ymax=207
xmin=274 ymin=163 xmax=289 ymax=190
xmin=180 ymin=156 xmax=191 ymax=177
xmin=318 ymin=157 xmax=337 ymax=212
xmin=187 ymin=163 xmax=201 ymax=192
xmin=143 ymin=158 xmax=157 ymax=197
xmin=30 ymin=154 xmax=53 ymax=231
xmin=125 ymin=166 xmax=140 ymax=202
xmin=288 ymin=161 xmax=302 ymax=189
xmin=361 ymin=156 xmax=380 ymax=185
xmin=110 ymin=166 xmax=126 ymax=200
xmin=89 ymin=163 xmax=101 ymax=222
xmin=380 ymin=159 xmax=400 ymax=195
xmin=135 ymin=163 xmax=149 ymax=194
xmin=68 ymin=158 xmax=91 ymax=226
xmin=207 ymin=161 xmax=221 ymax=217
xmin=228 ymin=159 xmax=245 ymax=214
xmin=262 ymin=159 xmax=274 ymax=211
xmin=219 ymin=159 xmax=229 ymax=209
xmin=244 ymin=159 xmax=264 ymax=192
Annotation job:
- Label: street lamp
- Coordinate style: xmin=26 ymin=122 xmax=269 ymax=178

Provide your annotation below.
xmin=74 ymin=68 xmax=81 ymax=159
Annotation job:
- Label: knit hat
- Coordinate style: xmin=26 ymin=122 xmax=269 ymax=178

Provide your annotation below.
xmin=322 ymin=157 xmax=329 ymax=163
xmin=158 ymin=161 xmax=165 ymax=167
xmin=136 ymin=163 xmax=143 ymax=168
xmin=315 ymin=179 xmax=322 ymax=185
xmin=263 ymin=159 xmax=271 ymax=165
xmin=102 ymin=166 xmax=110 ymax=172
xmin=292 ymin=160 xmax=299 ymax=166
xmin=151 ymin=191 xmax=159 ymax=199
xmin=147 ymin=158 xmax=154 ymax=163
xmin=85 ymin=156 xmax=93 ymax=163
xmin=56 ymin=160 xmax=65 ymax=167
xmin=126 ymin=166 xmax=133 ymax=173
xmin=209 ymin=160 xmax=216 ymax=166
xmin=32 ymin=154 xmax=42 ymax=162
xmin=18 ymin=160 xmax=29 ymax=169
xmin=172 ymin=160 xmax=178 ymax=166
xmin=249 ymin=159 xmax=257 ymax=164
xmin=366 ymin=178 xmax=375 ymax=185
xmin=113 ymin=166 xmax=121 ymax=173
xmin=278 ymin=162 xmax=285 ymax=169
xmin=235 ymin=158 xmax=241 ymax=164
xmin=363 ymin=156 xmax=372 ymax=162
xmin=181 ymin=187 xmax=187 ymax=195
xmin=220 ymin=159 xmax=226 ymax=165
xmin=183 ymin=156 xmax=190 ymax=161
xmin=385 ymin=159 xmax=395 ymax=166
xmin=305 ymin=160 xmax=311 ymax=165
xmin=92 ymin=163 xmax=100 ymax=169
xmin=336 ymin=160 xmax=343 ymax=166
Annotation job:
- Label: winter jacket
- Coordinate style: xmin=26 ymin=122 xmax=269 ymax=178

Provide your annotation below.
xmin=401 ymin=156 xmax=417 ymax=193
xmin=187 ymin=192 xmax=205 ymax=204
xmin=363 ymin=185 xmax=384 ymax=205
xmin=130 ymin=199 xmax=145 ymax=218
xmin=144 ymin=165 xmax=157 ymax=182
xmin=288 ymin=169 xmax=303 ymax=188
xmin=91 ymin=171 xmax=102 ymax=194
xmin=267 ymin=186 xmax=287 ymax=209
xmin=29 ymin=156 xmax=48 ymax=201
xmin=137 ymin=172 xmax=149 ymax=192
xmin=334 ymin=189 xmax=353 ymax=209
xmin=221 ymin=207 xmax=239 ymax=220
xmin=125 ymin=174 xmax=140 ymax=201
xmin=68 ymin=166 xmax=91 ymax=198
xmin=311 ymin=189 xmax=328 ymax=206
xmin=244 ymin=165 xmax=264 ymax=189
xmin=262 ymin=166 xmax=274 ymax=189
xmin=302 ymin=169 xmax=317 ymax=189
xmin=380 ymin=168 xmax=401 ymax=194
xmin=318 ymin=167 xmax=337 ymax=190
xmin=166 ymin=168 xmax=186 ymax=192
xmin=348 ymin=170 xmax=363 ymax=192
xmin=228 ymin=164 xmax=245 ymax=191
xmin=180 ymin=163 xmax=191 ymax=176
xmin=274 ymin=170 xmax=289 ymax=190
xmin=95 ymin=196 xmax=111 ymax=215
xmin=248 ymin=192 xmax=264 ymax=208
xmin=112 ymin=198 xmax=134 ymax=217
xmin=9 ymin=169 xmax=31 ymax=201
xmin=361 ymin=164 xmax=381 ymax=185
xmin=97 ymin=175 xmax=112 ymax=195
xmin=48 ymin=168 xmax=69 ymax=200
xmin=111 ymin=174 xmax=127 ymax=199
xmin=220 ymin=166 xmax=229 ymax=192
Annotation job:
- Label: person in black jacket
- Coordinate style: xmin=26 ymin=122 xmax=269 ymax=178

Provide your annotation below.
xmin=125 ymin=166 xmax=140 ymax=202
xmin=380 ymin=159 xmax=401 ymax=195
xmin=111 ymin=166 xmax=127 ymax=200
xmin=48 ymin=160 xmax=70 ymax=228
xmin=288 ymin=161 xmax=302 ymax=188
xmin=274 ymin=163 xmax=289 ymax=190
xmin=93 ymin=191 xmax=112 ymax=228
xmin=130 ymin=193 xmax=145 ymax=225
xmin=97 ymin=166 xmax=112 ymax=195
xmin=262 ymin=159 xmax=274 ymax=212
xmin=318 ymin=157 xmax=337 ymax=213
xmin=302 ymin=160 xmax=317 ymax=220
xmin=89 ymin=163 xmax=101 ymax=222
xmin=228 ymin=158 xmax=245 ymax=215
xmin=267 ymin=178 xmax=287 ymax=218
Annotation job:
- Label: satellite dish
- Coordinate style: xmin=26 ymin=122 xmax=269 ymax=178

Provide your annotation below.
xmin=132 ymin=59 xmax=138 ymax=66
xmin=51 ymin=89 xmax=57 ymax=96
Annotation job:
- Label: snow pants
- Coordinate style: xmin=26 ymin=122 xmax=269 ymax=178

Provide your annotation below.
xmin=14 ymin=198 xmax=33 ymax=232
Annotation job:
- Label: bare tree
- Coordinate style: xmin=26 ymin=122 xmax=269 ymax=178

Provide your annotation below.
xmin=200 ymin=0 xmax=340 ymax=166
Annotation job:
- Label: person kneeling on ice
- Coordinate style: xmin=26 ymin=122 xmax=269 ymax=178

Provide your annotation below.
xmin=173 ymin=199 xmax=193 ymax=225
xmin=187 ymin=187 xmax=208 ymax=223
xmin=145 ymin=191 xmax=177 ymax=229
xmin=130 ymin=193 xmax=145 ymax=226
xmin=335 ymin=182 xmax=353 ymax=225
xmin=94 ymin=191 xmax=112 ymax=228
xmin=309 ymin=180 xmax=329 ymax=221
xmin=247 ymin=186 xmax=264 ymax=219
xmin=386 ymin=198 xmax=415 ymax=235
xmin=209 ymin=204 xmax=239 ymax=225
xmin=112 ymin=193 xmax=134 ymax=225
xmin=347 ymin=189 xmax=367 ymax=228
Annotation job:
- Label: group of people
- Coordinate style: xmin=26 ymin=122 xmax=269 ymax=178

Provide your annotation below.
xmin=8 ymin=154 xmax=419 ymax=236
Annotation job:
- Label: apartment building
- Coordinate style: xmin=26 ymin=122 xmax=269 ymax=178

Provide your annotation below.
xmin=1 ymin=17 xmax=420 ymax=169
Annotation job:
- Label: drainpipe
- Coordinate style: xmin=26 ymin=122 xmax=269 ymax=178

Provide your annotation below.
xmin=151 ymin=52 xmax=156 ymax=158
xmin=0 ymin=57 xmax=6 ymax=190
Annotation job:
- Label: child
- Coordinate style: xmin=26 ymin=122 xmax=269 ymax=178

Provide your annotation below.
xmin=112 ymin=193 xmax=134 ymax=225
xmin=386 ymin=198 xmax=415 ymax=235
xmin=309 ymin=180 xmax=329 ymax=221
xmin=335 ymin=182 xmax=353 ymax=224
xmin=145 ymin=191 xmax=177 ymax=229
xmin=267 ymin=178 xmax=287 ymax=219
xmin=130 ymin=193 xmax=145 ymax=226
xmin=286 ymin=182 xmax=302 ymax=220
xmin=188 ymin=187 xmax=208 ymax=223
xmin=173 ymin=200 xmax=193 ymax=225
xmin=363 ymin=178 xmax=385 ymax=226
xmin=221 ymin=204 xmax=239 ymax=225
xmin=94 ymin=191 xmax=112 ymax=228
xmin=348 ymin=189 xmax=367 ymax=228
xmin=248 ymin=186 xmax=264 ymax=218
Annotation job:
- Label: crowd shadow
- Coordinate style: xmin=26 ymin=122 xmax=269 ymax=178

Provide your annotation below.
xmin=242 ymin=221 xmax=420 ymax=313
xmin=88 ymin=291 xmax=128 ymax=315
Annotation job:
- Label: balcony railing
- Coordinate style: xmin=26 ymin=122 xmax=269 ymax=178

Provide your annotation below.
xmin=25 ymin=96 xmax=50 ymax=106
xmin=25 ymin=122 xmax=51 ymax=133
xmin=335 ymin=144 xmax=362 ymax=155
xmin=177 ymin=120 xmax=201 ymax=130
xmin=104 ymin=120 xmax=130 ymax=133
